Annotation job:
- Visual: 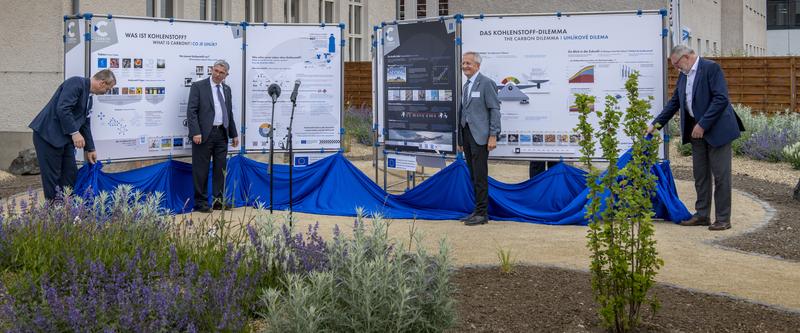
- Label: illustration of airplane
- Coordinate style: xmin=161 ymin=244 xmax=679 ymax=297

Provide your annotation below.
xmin=405 ymin=134 xmax=444 ymax=143
xmin=394 ymin=131 xmax=445 ymax=143
xmin=495 ymin=77 xmax=550 ymax=104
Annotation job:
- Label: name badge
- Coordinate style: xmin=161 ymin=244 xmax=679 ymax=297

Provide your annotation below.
xmin=471 ymin=91 xmax=481 ymax=98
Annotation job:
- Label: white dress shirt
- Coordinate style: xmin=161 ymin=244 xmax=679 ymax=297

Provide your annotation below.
xmin=465 ymin=70 xmax=480 ymax=98
xmin=685 ymin=56 xmax=700 ymax=118
xmin=209 ymin=80 xmax=225 ymax=125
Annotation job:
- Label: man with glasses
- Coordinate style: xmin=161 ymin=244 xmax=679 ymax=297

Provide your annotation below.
xmin=186 ymin=60 xmax=240 ymax=213
xmin=648 ymin=45 xmax=744 ymax=231
xmin=29 ymin=69 xmax=116 ymax=200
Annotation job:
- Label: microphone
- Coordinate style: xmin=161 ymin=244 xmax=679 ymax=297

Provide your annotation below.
xmin=289 ymin=80 xmax=301 ymax=103
xmin=268 ymin=83 xmax=281 ymax=102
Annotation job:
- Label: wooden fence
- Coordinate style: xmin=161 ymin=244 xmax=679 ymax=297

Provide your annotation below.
xmin=348 ymin=57 xmax=800 ymax=113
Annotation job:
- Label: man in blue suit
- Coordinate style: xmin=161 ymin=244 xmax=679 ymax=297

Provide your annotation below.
xmin=649 ymin=45 xmax=744 ymax=231
xmin=29 ymin=69 xmax=116 ymax=200
xmin=186 ymin=60 xmax=239 ymax=213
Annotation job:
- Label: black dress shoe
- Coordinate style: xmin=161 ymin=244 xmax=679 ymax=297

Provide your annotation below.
xmin=213 ymin=202 xmax=233 ymax=211
xmin=708 ymin=221 xmax=731 ymax=231
xmin=194 ymin=205 xmax=211 ymax=213
xmin=679 ymin=215 xmax=710 ymax=226
xmin=464 ymin=215 xmax=488 ymax=226
xmin=460 ymin=212 xmax=476 ymax=222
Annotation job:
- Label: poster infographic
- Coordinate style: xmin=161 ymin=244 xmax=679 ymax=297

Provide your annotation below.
xmin=244 ymin=25 xmax=342 ymax=152
xmin=84 ymin=18 xmax=243 ymax=160
xmin=383 ymin=20 xmax=458 ymax=154
xmin=461 ymin=13 xmax=665 ymax=159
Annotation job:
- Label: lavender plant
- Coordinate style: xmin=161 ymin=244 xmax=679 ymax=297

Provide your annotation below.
xmin=741 ymin=127 xmax=799 ymax=162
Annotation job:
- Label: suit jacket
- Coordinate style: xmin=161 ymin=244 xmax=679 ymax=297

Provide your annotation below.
xmin=186 ymin=78 xmax=238 ymax=143
xmin=460 ymin=72 xmax=502 ymax=145
xmin=29 ymin=76 xmax=95 ymax=151
xmin=653 ymin=58 xmax=744 ymax=147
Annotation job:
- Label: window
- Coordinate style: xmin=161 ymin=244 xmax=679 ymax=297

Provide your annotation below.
xmin=162 ymin=0 xmax=173 ymax=18
xmin=439 ymin=0 xmax=449 ymax=16
xmin=255 ymin=0 xmax=264 ymax=22
xmin=399 ymin=0 xmax=405 ymax=20
xmin=147 ymin=0 xmax=174 ymax=18
xmin=212 ymin=0 xmax=223 ymax=21
xmin=320 ymin=0 xmax=335 ymax=23
xmin=147 ymin=0 xmax=155 ymax=17
xmin=285 ymin=0 xmax=300 ymax=23
xmin=348 ymin=1 xmax=363 ymax=60
xmin=349 ymin=3 xmax=362 ymax=34
xmin=200 ymin=0 xmax=207 ymax=20
xmin=246 ymin=0 xmax=251 ymax=21
xmin=349 ymin=37 xmax=362 ymax=61
xmin=767 ymin=0 xmax=800 ymax=29
xmin=417 ymin=0 xmax=426 ymax=18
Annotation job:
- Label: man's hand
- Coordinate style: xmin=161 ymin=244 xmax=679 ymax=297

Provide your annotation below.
xmin=646 ymin=124 xmax=657 ymax=135
xmin=193 ymin=135 xmax=202 ymax=144
xmin=85 ymin=151 xmax=97 ymax=164
xmin=231 ymin=137 xmax=239 ymax=148
xmin=488 ymin=136 xmax=497 ymax=151
xmin=691 ymin=124 xmax=705 ymax=139
xmin=72 ymin=133 xmax=85 ymax=148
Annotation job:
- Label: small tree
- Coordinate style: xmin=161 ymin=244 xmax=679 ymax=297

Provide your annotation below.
xmin=574 ymin=72 xmax=663 ymax=332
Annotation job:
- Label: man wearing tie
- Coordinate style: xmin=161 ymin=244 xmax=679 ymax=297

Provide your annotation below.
xmin=29 ymin=69 xmax=116 ymax=200
xmin=649 ymin=45 xmax=744 ymax=231
xmin=186 ymin=60 xmax=239 ymax=212
xmin=458 ymin=51 xmax=502 ymax=226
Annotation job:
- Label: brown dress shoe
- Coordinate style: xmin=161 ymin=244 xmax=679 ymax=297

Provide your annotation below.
xmin=708 ymin=221 xmax=732 ymax=231
xmin=679 ymin=215 xmax=710 ymax=226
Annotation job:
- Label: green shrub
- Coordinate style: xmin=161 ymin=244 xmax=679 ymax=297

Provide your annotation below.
xmin=574 ymin=71 xmax=662 ymax=333
xmin=784 ymin=141 xmax=800 ymax=169
xmin=258 ymin=213 xmax=456 ymax=333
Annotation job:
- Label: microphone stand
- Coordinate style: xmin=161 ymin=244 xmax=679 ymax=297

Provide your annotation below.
xmin=287 ymin=96 xmax=297 ymax=227
xmin=268 ymin=95 xmax=277 ymax=214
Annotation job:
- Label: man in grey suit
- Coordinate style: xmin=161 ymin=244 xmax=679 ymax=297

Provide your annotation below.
xmin=458 ymin=51 xmax=501 ymax=226
xmin=648 ymin=45 xmax=744 ymax=231
xmin=186 ymin=60 xmax=239 ymax=213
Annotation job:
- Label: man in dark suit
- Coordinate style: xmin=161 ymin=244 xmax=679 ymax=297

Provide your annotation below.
xmin=29 ymin=69 xmax=116 ymax=200
xmin=649 ymin=45 xmax=744 ymax=231
xmin=186 ymin=60 xmax=239 ymax=212
xmin=458 ymin=51 xmax=502 ymax=226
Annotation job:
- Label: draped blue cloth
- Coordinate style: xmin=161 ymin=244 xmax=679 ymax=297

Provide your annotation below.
xmin=75 ymin=151 xmax=691 ymax=225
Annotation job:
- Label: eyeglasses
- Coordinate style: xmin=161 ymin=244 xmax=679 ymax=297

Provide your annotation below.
xmin=670 ymin=54 xmax=687 ymax=67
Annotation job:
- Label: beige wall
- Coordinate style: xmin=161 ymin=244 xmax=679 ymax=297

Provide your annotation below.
xmin=680 ymin=0 xmax=721 ymax=56
xmin=721 ymin=0 xmax=767 ymax=56
xmin=743 ymin=0 xmax=767 ymax=55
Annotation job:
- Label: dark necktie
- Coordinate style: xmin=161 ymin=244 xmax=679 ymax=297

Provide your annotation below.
xmin=216 ymin=84 xmax=229 ymax=129
xmin=461 ymin=79 xmax=470 ymax=126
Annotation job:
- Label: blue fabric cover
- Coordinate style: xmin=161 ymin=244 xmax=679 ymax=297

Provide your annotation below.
xmin=75 ymin=151 xmax=691 ymax=225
